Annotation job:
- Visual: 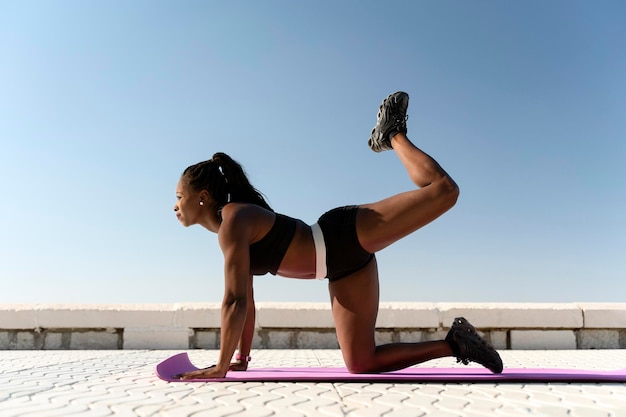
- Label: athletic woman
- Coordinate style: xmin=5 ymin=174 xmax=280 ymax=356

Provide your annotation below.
xmin=174 ymin=92 xmax=503 ymax=380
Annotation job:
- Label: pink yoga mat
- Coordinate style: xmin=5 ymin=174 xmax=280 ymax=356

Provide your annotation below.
xmin=156 ymin=353 xmax=626 ymax=383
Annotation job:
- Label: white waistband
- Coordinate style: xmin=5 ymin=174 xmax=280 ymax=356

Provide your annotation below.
xmin=310 ymin=223 xmax=327 ymax=280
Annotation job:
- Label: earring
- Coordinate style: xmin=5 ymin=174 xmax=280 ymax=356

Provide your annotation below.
xmin=200 ymin=201 xmax=204 ymax=206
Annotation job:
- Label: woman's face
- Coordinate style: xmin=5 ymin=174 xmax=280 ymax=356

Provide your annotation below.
xmin=173 ymin=179 xmax=203 ymax=227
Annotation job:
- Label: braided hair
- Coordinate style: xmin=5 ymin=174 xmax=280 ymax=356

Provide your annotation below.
xmin=181 ymin=152 xmax=273 ymax=212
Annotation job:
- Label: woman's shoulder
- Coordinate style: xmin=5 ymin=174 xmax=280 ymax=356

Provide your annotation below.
xmin=218 ymin=203 xmax=282 ymax=248
xmin=220 ymin=203 xmax=275 ymax=234
xmin=220 ymin=202 xmax=271 ymax=219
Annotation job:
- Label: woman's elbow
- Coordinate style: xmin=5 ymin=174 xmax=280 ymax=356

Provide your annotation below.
xmin=223 ymin=295 xmax=248 ymax=311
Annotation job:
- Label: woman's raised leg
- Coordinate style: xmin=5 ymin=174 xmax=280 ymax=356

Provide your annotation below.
xmin=357 ymin=132 xmax=460 ymax=253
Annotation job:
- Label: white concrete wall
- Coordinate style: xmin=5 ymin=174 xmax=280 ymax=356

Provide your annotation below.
xmin=1 ymin=302 xmax=625 ymax=350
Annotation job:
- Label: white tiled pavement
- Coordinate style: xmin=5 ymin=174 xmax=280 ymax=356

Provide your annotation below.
xmin=1 ymin=349 xmax=625 ymax=417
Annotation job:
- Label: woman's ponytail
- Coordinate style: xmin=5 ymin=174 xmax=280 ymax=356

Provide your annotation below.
xmin=211 ymin=153 xmax=272 ymax=211
xmin=182 ymin=153 xmax=272 ymax=211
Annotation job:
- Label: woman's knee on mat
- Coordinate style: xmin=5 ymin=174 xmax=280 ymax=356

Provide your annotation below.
xmin=342 ymin=348 xmax=378 ymax=374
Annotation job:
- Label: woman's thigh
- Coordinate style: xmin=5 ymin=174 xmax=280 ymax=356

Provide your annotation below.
xmin=357 ymin=182 xmax=455 ymax=254
xmin=328 ymin=256 xmax=380 ymax=372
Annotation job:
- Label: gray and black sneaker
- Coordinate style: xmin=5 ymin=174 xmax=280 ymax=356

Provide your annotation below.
xmin=445 ymin=317 xmax=504 ymax=374
xmin=368 ymin=91 xmax=409 ymax=152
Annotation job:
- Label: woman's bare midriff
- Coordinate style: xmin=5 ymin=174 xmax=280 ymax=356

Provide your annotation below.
xmin=276 ymin=219 xmax=318 ymax=279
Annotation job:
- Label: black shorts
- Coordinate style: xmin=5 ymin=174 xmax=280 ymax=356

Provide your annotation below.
xmin=317 ymin=205 xmax=374 ymax=282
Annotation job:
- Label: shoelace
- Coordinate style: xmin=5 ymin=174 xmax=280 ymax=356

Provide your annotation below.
xmin=392 ymin=114 xmax=408 ymax=128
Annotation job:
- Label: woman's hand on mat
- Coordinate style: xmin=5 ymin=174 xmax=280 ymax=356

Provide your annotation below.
xmin=229 ymin=360 xmax=248 ymax=372
xmin=176 ymin=364 xmax=227 ymax=380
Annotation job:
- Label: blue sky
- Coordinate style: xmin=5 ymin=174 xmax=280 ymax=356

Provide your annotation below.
xmin=1 ymin=1 xmax=624 ymax=304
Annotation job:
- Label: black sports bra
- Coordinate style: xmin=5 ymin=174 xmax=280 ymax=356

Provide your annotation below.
xmin=249 ymin=213 xmax=297 ymax=275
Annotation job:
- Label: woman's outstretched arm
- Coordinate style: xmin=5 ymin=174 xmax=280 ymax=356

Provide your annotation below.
xmin=179 ymin=208 xmax=252 ymax=380
xmin=230 ymin=275 xmax=255 ymax=371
